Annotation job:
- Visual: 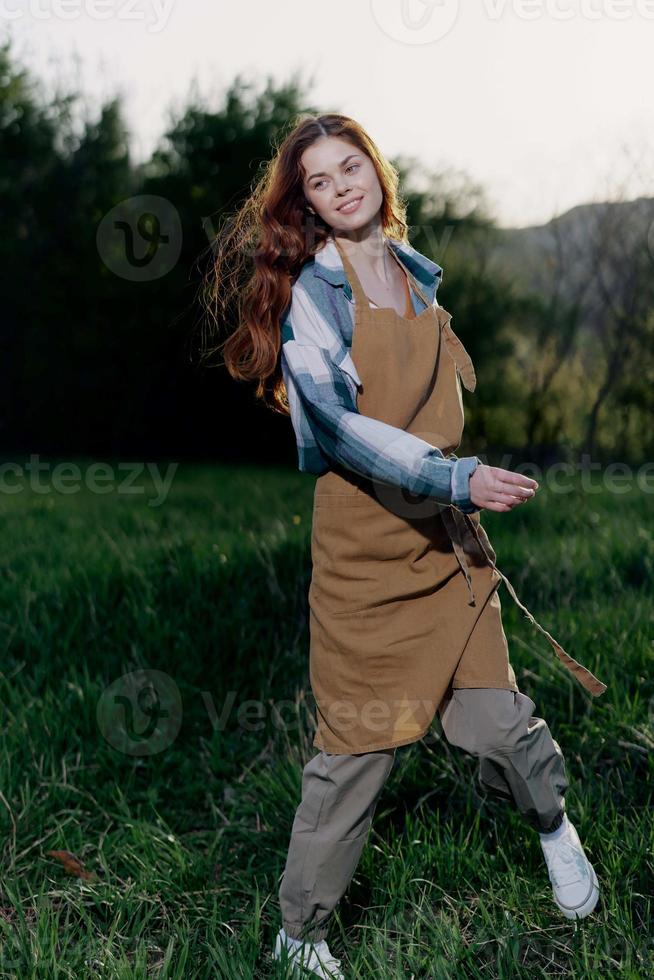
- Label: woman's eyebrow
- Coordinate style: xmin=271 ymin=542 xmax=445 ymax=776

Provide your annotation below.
xmin=306 ymin=154 xmax=361 ymax=182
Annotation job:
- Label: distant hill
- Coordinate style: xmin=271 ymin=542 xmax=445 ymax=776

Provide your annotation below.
xmin=486 ymin=196 xmax=654 ymax=328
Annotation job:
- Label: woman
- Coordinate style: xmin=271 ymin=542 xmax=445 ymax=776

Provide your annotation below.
xmin=203 ymin=113 xmax=606 ymax=979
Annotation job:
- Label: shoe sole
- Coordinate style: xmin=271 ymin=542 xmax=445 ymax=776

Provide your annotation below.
xmin=554 ymin=864 xmax=600 ymax=920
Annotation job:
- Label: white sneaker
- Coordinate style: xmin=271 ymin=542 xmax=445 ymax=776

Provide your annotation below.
xmin=272 ymin=927 xmax=344 ymax=979
xmin=539 ymin=814 xmax=600 ymax=919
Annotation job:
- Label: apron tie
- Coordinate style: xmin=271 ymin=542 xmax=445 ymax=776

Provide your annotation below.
xmin=438 ymin=310 xmax=477 ymax=392
xmin=440 ymin=506 xmax=608 ymax=698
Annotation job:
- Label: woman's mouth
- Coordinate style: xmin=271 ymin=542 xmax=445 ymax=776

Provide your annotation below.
xmin=338 ymin=195 xmax=364 ymax=214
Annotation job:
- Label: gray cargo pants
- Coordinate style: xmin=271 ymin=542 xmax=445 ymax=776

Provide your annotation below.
xmin=278 ymin=688 xmax=569 ymax=943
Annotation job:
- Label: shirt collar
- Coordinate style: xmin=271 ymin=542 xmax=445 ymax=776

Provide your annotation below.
xmin=312 ymin=232 xmax=443 ymax=305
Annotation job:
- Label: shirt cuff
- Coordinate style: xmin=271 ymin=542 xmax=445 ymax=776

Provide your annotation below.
xmin=450 ymin=455 xmax=482 ymax=513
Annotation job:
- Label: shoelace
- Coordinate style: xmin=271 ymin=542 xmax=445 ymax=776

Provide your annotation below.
xmin=545 ymin=838 xmax=588 ymax=888
xmin=293 ymin=939 xmax=342 ymax=975
xmin=312 ymin=941 xmax=342 ymax=973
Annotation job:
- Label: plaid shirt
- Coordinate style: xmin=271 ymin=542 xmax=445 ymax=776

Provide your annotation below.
xmin=280 ymin=234 xmax=482 ymax=514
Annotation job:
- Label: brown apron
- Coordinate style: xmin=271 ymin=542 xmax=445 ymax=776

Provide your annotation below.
xmin=308 ymin=238 xmax=607 ymax=755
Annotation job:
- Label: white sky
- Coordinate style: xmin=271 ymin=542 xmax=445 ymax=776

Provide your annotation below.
xmin=3 ymin=0 xmax=654 ymax=227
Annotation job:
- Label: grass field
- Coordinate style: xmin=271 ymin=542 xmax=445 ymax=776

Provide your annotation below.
xmin=0 ymin=458 xmax=652 ymax=978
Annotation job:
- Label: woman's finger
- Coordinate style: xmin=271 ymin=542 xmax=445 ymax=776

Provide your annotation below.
xmin=497 ymin=470 xmax=539 ymax=489
xmin=488 ymin=491 xmax=531 ymax=508
xmin=496 ymin=481 xmax=536 ymax=500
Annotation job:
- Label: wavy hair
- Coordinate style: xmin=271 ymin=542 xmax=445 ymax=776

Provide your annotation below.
xmin=199 ymin=112 xmax=409 ymax=414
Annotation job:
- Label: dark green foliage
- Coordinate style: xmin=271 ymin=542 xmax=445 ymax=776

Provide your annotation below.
xmin=2 ymin=38 xmax=652 ymax=469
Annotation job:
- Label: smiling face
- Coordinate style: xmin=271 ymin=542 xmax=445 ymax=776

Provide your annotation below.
xmin=300 ymin=135 xmax=384 ymax=234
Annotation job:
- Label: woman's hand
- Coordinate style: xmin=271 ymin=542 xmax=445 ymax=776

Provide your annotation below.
xmin=469 ymin=463 xmax=538 ymax=512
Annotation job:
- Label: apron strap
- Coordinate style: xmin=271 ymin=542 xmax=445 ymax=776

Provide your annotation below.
xmin=397 ymin=267 xmax=478 ymax=394
xmin=333 ymin=237 xmax=370 ymax=309
xmin=440 ymin=315 xmax=477 ymax=393
xmin=441 ymin=507 xmax=608 ymax=697
xmin=336 ymin=235 xmax=445 ymax=328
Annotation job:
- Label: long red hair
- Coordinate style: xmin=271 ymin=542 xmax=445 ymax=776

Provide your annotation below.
xmin=199 ymin=113 xmax=409 ymax=414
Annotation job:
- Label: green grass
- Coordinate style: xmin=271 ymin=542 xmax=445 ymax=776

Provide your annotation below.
xmin=0 ymin=458 xmax=652 ymax=978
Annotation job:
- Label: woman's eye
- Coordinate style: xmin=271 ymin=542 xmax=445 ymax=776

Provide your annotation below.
xmin=313 ymin=163 xmax=360 ymax=191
